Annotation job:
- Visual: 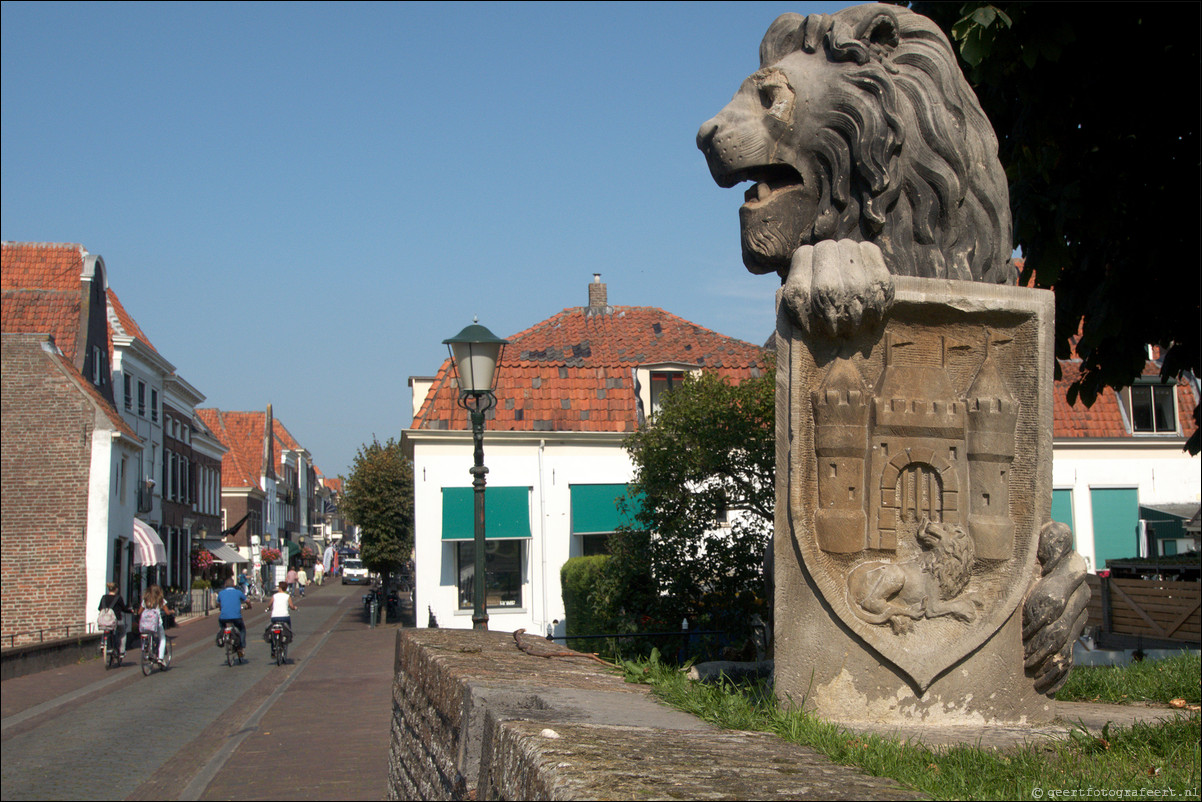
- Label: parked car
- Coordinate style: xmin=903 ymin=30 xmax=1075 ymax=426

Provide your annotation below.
xmin=341 ymin=559 xmax=370 ymax=585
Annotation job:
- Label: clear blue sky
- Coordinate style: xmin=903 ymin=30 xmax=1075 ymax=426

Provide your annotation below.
xmin=2 ymin=1 xmax=854 ymax=478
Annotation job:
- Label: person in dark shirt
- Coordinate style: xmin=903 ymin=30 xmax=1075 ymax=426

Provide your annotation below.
xmin=98 ymin=582 xmax=134 ymax=659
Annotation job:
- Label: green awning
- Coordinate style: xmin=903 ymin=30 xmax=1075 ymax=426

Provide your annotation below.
xmin=442 ymin=486 xmax=531 ymax=540
xmin=283 ymin=540 xmax=300 ymax=556
xmin=571 ymin=484 xmax=642 ymax=534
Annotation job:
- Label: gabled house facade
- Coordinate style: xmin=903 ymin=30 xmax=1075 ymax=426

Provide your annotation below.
xmin=1 ymin=242 xmax=146 ymax=643
xmin=196 ymin=406 xmax=323 ymax=583
xmin=1050 ymin=355 xmax=1200 ymax=571
xmin=403 ymin=277 xmax=768 ymax=634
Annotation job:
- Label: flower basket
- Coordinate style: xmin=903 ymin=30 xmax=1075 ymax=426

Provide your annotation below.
xmin=191 ymin=548 xmax=215 ymax=571
xmin=260 ymin=547 xmax=282 ymax=565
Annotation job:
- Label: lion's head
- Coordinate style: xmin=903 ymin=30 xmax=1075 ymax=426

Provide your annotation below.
xmin=697 ymin=4 xmax=1013 ymax=285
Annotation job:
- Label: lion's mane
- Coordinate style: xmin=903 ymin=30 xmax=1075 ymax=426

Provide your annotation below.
xmin=761 ymin=5 xmax=1014 ymax=284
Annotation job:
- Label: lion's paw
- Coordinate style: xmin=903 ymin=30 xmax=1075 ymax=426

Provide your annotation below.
xmin=1023 ymin=521 xmax=1091 ymax=695
xmin=782 ymin=239 xmax=895 ymax=339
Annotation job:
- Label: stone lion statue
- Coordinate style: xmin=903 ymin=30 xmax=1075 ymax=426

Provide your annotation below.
xmin=846 ymin=518 xmax=979 ymax=635
xmin=697 ymin=3 xmax=1014 ymax=337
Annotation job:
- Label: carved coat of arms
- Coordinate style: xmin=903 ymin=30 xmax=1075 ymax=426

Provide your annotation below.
xmin=785 ymin=287 xmax=1045 ymax=691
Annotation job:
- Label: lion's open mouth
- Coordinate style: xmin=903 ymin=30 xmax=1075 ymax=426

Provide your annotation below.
xmin=739 ymin=165 xmax=805 ymax=208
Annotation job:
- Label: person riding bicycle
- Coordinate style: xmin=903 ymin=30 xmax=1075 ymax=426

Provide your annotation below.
xmin=98 ymin=582 xmax=133 ymax=660
xmin=136 ymin=585 xmax=174 ymax=664
xmin=265 ymin=581 xmax=297 ymax=655
xmin=215 ymin=577 xmax=252 ymax=659
xmin=237 ymin=569 xmax=250 ymax=594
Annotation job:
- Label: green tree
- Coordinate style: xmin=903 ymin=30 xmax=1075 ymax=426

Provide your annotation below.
xmin=605 ymin=366 xmax=775 ymax=648
xmin=340 ymin=437 xmax=414 ymax=622
xmin=908 ymin=2 xmax=1200 ymax=453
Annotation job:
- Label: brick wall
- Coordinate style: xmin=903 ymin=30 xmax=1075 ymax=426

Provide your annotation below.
xmin=1 ymin=336 xmax=93 ymax=646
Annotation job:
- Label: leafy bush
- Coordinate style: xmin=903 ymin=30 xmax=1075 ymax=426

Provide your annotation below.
xmin=561 ymin=555 xmax=611 ymax=651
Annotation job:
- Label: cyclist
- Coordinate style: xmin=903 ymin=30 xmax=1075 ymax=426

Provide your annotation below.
xmin=97 ymin=582 xmax=134 ymax=660
xmin=265 ymin=581 xmax=297 ymax=657
xmin=215 ymin=577 xmax=251 ymax=659
xmin=137 ymin=585 xmax=173 ymax=664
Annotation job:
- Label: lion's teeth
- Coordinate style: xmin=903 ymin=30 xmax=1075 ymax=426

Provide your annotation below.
xmin=757 ymin=182 xmax=771 ymax=201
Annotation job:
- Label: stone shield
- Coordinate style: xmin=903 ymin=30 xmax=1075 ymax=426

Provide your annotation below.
xmin=778 ymin=277 xmax=1053 ymax=694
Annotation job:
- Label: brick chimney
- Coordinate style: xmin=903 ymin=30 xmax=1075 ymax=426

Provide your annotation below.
xmin=588 ymin=273 xmax=608 ymax=310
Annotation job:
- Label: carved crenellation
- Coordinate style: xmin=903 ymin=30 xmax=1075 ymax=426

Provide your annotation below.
xmin=812 ymin=360 xmax=871 ymax=553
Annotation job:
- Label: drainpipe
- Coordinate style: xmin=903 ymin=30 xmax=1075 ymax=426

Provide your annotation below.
xmin=538 ymin=439 xmax=549 ymax=633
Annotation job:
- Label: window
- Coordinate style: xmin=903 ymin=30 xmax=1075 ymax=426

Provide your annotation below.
xmin=1125 ymin=384 xmax=1178 ymax=434
xmin=650 ymin=371 xmax=683 ymax=415
xmin=457 ymin=540 xmax=524 ymax=610
xmin=150 ymin=389 xmax=158 ymax=423
xmin=138 ymin=381 xmax=146 ymax=416
xmin=124 ymin=375 xmax=132 ymax=410
xmin=570 ymin=483 xmax=643 ymax=556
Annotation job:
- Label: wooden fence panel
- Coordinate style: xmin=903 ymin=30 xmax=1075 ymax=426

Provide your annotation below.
xmin=1107 ymin=578 xmax=1201 ymax=644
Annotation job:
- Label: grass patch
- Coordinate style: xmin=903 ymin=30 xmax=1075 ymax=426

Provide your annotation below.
xmin=621 ymin=650 xmax=1200 ymax=801
xmin=1054 ymin=652 xmax=1201 ymax=705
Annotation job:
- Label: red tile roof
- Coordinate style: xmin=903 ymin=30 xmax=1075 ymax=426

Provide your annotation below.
xmin=1053 ymin=359 xmax=1199 ymax=441
xmin=413 ymin=305 xmax=769 ymax=432
xmin=196 ymin=409 xmax=321 ymax=489
xmin=1 ymin=242 xmax=86 ymax=360
xmin=196 ymin=409 xmax=267 ymax=489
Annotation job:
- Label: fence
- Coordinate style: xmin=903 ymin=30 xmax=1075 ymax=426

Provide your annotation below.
xmin=1085 ymin=574 xmax=1201 ymax=646
xmin=4 ymin=623 xmax=93 ymax=649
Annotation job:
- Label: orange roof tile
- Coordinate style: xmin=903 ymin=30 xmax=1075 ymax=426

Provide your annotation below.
xmin=414 ymin=305 xmax=769 ymax=433
xmin=1053 ymin=359 xmax=1199 ymax=441
xmin=1 ymin=242 xmax=87 ymax=360
xmin=197 ymin=409 xmax=320 ymax=489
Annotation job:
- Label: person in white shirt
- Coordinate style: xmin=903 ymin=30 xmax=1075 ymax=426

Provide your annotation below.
xmin=265 ymin=581 xmax=298 ymax=653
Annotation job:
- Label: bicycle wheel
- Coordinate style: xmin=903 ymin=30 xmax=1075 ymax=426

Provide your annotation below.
xmin=225 ymin=636 xmax=234 ymax=666
xmin=101 ymin=631 xmax=111 ymax=669
xmin=162 ymin=639 xmax=173 ymax=670
xmin=140 ymin=637 xmax=152 ymax=676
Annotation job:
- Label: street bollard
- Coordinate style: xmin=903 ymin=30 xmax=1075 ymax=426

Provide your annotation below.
xmin=370 ymin=598 xmax=378 ymax=627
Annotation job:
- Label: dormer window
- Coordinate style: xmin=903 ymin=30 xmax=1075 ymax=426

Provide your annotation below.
xmin=1124 ymin=383 xmax=1178 ymax=434
xmin=650 ymin=371 xmax=684 ymax=415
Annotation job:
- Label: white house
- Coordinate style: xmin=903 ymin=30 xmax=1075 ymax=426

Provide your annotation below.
xmin=1051 ymin=356 xmax=1200 ymax=571
xmin=403 ymin=276 xmax=768 ymax=635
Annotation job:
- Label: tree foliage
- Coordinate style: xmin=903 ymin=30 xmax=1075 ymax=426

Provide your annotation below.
xmin=340 ymin=437 xmax=414 ymax=616
xmin=909 ymin=2 xmax=1200 ymax=453
xmin=602 ymin=367 xmax=775 ymax=644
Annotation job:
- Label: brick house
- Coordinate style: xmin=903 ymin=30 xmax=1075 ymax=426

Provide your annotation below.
xmin=1 ymin=333 xmax=142 ymax=645
xmin=403 ymin=276 xmax=768 ymax=634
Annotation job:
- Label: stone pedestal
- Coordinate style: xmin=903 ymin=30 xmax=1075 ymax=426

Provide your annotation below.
xmin=775 ymin=277 xmax=1057 ymax=724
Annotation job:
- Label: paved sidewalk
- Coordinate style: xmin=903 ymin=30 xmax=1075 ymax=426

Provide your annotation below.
xmin=194 ymin=601 xmax=401 ymax=800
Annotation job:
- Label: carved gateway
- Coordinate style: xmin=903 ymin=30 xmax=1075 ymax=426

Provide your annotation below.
xmin=813 ymin=332 xmax=1017 ymax=560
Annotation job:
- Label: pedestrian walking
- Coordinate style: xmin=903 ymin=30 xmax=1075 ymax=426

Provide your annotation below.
xmin=286 ymin=566 xmax=298 ymax=596
xmin=297 ymin=566 xmax=308 ymax=597
xmin=313 ymin=561 xmax=324 ymax=586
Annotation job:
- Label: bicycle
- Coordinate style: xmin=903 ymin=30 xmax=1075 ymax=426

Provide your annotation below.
xmin=99 ymin=625 xmax=122 ymax=669
xmin=268 ymin=622 xmax=289 ymax=666
xmin=218 ymin=622 xmax=243 ymax=666
xmin=140 ymin=631 xmax=173 ymax=676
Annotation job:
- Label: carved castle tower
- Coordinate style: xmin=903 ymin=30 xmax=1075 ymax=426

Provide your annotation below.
xmin=964 ymin=336 xmax=1019 ymax=560
xmin=812 ymin=359 xmax=871 ymax=553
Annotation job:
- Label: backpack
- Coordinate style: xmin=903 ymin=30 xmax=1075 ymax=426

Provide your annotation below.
xmin=97 ymin=607 xmax=117 ymax=630
xmin=139 ymin=607 xmax=161 ymax=634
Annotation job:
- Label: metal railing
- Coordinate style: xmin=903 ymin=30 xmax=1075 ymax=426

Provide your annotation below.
xmin=548 ymin=629 xmax=731 ymax=662
xmin=4 ymin=624 xmax=97 ymax=649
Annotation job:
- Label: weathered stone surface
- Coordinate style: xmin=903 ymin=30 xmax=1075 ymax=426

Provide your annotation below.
xmin=388 ymin=628 xmax=924 ymax=801
xmin=774 ymin=278 xmax=1059 ymax=723
xmin=479 ymin=720 xmax=920 ymax=801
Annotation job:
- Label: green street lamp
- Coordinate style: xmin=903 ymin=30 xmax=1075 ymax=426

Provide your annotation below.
xmin=444 ymin=320 xmax=508 ymax=630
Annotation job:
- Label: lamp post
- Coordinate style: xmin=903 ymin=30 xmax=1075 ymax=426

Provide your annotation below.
xmin=444 ymin=320 xmax=508 ymax=630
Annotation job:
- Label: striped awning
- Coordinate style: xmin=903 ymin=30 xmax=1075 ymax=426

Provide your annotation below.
xmin=132 ymin=518 xmax=166 ymax=567
xmin=206 ymin=542 xmax=249 ymax=564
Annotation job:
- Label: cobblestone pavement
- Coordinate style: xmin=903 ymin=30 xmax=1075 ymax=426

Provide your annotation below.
xmin=1 ymin=582 xmax=401 ymax=801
